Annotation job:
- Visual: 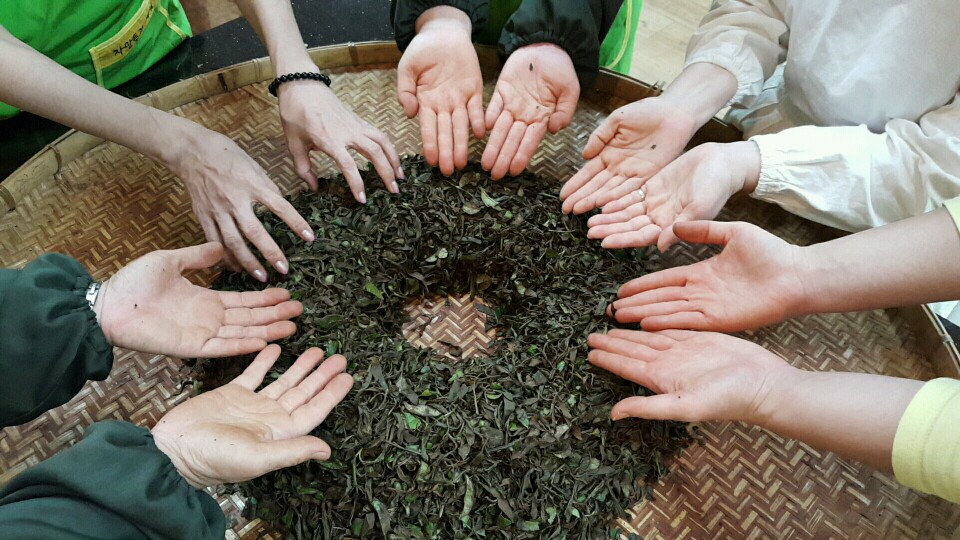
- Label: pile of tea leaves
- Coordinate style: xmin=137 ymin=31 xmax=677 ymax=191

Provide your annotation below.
xmin=193 ymin=156 xmax=692 ymax=539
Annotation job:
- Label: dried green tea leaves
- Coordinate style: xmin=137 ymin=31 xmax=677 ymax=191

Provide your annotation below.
xmin=194 ymin=156 xmax=692 ymax=539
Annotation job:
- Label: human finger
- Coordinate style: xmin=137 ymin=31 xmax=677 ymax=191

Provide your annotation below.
xmin=396 ymin=61 xmax=419 ymax=118
xmin=367 ymin=129 xmax=405 ymax=181
xmin=587 ymin=333 xmax=659 ymax=361
xmin=606 ymin=328 xmax=678 ymax=351
xmin=587 ymin=201 xmax=647 ymax=228
xmin=588 ymin=214 xmax=654 ymax=239
xmin=219 ymin=287 xmax=292 ymax=308
xmin=467 ymin=93 xmax=485 ymax=139
xmin=582 ymin=114 xmax=619 ymax=159
xmin=547 ymin=89 xmax=578 ymax=133
xmin=236 ymin=210 xmax=289 ymax=275
xmin=260 ymin=347 xmax=326 ymax=399
xmin=216 ymin=321 xmax=297 ymax=341
xmin=587 ymin=349 xmax=658 ymax=390
xmin=640 ymin=312 xmax=710 ymax=331
xmin=565 ymin=169 xmax=614 ymax=215
xmin=290 ymin=373 xmax=355 ymax=434
xmin=198 ymin=337 xmax=269 ymax=357
xmin=259 ymin=192 xmax=316 ymax=244
xmin=484 ymin=91 xmax=504 ymax=131
xmin=288 ymin=137 xmax=319 ymax=191
xmin=223 ymin=300 xmax=303 ymax=326
xmin=618 ymin=268 xmax=688 ymax=298
xmin=217 ymin=216 xmax=268 ymax=282
xmin=508 ymin=121 xmax=547 ymax=176
xmin=559 ymin=157 xmax=604 ymax=206
xmin=419 ymin=107 xmax=439 ymax=168
xmin=601 ymin=226 xmax=663 ymax=249
xmin=351 ymin=137 xmax=398 ymax=191
xmin=612 ymin=394 xmax=689 ymax=422
xmin=480 ymin=112 xmax=513 ymax=172
xmin=331 ymin=148 xmax=367 ymax=204
xmin=230 ymin=344 xmax=281 ymax=389
xmin=171 ymin=242 xmax=224 ymax=271
xmin=437 ymin=111 xmax=454 ymax=176
xmin=260 ymin=436 xmax=332 ymax=468
xmin=278 ymin=354 xmax=348 ymax=411
xmin=613 ymin=286 xmax=687 ymax=311
xmin=452 ymin=107 xmax=470 ymax=171
xmin=490 ymin=120 xmax=526 ymax=180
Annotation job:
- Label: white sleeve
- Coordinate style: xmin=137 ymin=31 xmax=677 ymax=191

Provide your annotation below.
xmin=750 ymin=94 xmax=960 ymax=232
xmin=683 ymin=0 xmax=789 ymax=107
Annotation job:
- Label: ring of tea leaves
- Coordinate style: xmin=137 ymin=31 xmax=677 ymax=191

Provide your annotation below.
xmin=192 ymin=156 xmax=693 ymax=540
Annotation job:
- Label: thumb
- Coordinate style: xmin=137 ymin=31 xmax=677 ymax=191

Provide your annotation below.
xmin=582 ymin=115 xmax=619 ymax=159
xmin=548 ymin=89 xmax=578 ymax=134
xmin=397 ymin=64 xmax=420 ymax=118
xmin=672 ymin=220 xmax=738 ymax=247
xmin=612 ymin=394 xmax=686 ymax=422
xmin=262 ymin=436 xmax=332 ymax=471
xmin=173 ymin=242 xmax=224 ymax=271
xmin=289 ymin=139 xmax=318 ymax=191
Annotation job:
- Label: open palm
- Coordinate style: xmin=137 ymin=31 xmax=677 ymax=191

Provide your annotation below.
xmin=152 ymin=345 xmax=354 ymax=488
xmin=587 ymin=329 xmax=791 ymax=423
xmin=481 ymin=43 xmax=579 ymax=180
xmin=98 ymin=243 xmax=301 ymax=357
xmin=560 ymin=97 xmax=695 ymax=215
xmin=587 ymin=143 xmax=745 ymax=251
xmin=610 ymin=221 xmax=807 ymax=332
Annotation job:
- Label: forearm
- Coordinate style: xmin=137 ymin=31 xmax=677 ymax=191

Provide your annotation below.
xmin=0 ymin=26 xmax=198 ymax=167
xmin=793 ymin=207 xmax=960 ymax=315
xmin=659 ymin=62 xmax=738 ymax=131
xmin=233 ymin=0 xmax=316 ymax=74
xmin=754 ymin=368 xmax=923 ymax=471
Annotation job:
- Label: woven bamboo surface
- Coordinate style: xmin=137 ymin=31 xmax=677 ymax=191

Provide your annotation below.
xmin=1 ymin=46 xmax=959 ymax=539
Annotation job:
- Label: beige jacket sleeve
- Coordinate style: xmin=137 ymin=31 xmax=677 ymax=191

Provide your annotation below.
xmin=683 ymin=0 xmax=789 ymax=106
xmin=751 ymin=95 xmax=960 ymax=231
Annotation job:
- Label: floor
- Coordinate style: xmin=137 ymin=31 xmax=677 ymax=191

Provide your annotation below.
xmin=180 ymin=0 xmax=711 ymax=86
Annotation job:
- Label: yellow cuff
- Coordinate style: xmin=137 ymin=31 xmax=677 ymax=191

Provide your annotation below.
xmin=892 ymin=378 xmax=960 ymax=503
xmin=945 ymin=197 xmax=960 ymax=232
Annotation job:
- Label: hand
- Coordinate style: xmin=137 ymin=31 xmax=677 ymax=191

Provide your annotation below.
xmin=587 ymin=141 xmax=761 ymax=251
xmin=170 ymin=127 xmax=315 ymax=281
xmin=398 ymin=6 xmax=485 ymax=176
xmin=608 ymin=221 xmax=807 ymax=331
xmin=560 ymin=97 xmax=697 ymax=215
xmin=94 ymin=243 xmax=302 ymax=357
xmin=587 ymin=329 xmax=793 ymax=423
xmin=482 ymin=43 xmax=579 ymax=179
xmin=152 ymin=345 xmax=354 ymax=488
xmin=279 ymin=77 xmax=404 ymax=203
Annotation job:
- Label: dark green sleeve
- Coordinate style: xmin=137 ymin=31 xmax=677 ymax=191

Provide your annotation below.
xmin=0 ymin=421 xmax=225 ymax=539
xmin=499 ymin=0 xmax=623 ymax=86
xmin=0 ymin=254 xmax=113 ymax=427
xmin=391 ymin=0 xmax=489 ymax=51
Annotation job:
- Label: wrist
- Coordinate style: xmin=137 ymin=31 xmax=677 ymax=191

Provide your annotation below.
xmin=747 ymin=364 xmax=809 ymax=428
xmin=91 ymin=278 xmax=114 ymax=345
xmin=415 ymin=6 xmax=472 ymax=35
xmin=152 ymin=425 xmax=210 ymax=490
xmin=727 ymin=140 xmax=761 ymax=194
xmin=660 ymin=62 xmax=738 ymax=130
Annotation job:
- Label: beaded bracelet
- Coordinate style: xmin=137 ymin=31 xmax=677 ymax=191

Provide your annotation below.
xmin=268 ymin=71 xmax=332 ymax=97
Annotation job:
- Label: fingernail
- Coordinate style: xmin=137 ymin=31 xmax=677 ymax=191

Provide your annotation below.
xmin=359 ymin=191 xmax=367 ymax=204
xmin=254 ymin=269 xmax=267 ymax=283
xmin=396 ymin=167 xmax=406 ymax=180
xmin=391 ymin=181 xmax=400 ymax=193
xmin=611 ymin=411 xmax=625 ymax=421
xmin=275 ymin=260 xmax=289 ymax=274
xmin=302 ymin=229 xmax=315 ymax=243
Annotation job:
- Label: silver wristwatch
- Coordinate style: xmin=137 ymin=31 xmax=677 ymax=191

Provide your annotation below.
xmin=85 ymin=281 xmax=103 ymax=309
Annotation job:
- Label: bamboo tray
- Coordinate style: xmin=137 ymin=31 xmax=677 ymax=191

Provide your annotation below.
xmin=1 ymin=42 xmax=958 ymax=539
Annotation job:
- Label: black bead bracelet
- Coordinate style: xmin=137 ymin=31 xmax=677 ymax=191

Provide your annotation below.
xmin=268 ymin=71 xmax=332 ymax=97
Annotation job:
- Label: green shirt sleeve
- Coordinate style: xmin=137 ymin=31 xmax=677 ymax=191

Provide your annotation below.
xmin=391 ymin=0 xmax=490 ymax=51
xmin=0 ymin=420 xmax=225 ymax=539
xmin=0 ymin=254 xmax=113 ymax=427
xmin=498 ymin=0 xmax=623 ymax=87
